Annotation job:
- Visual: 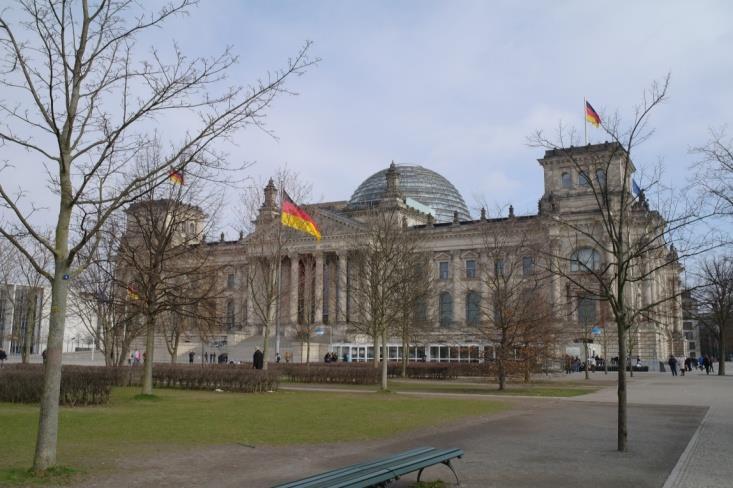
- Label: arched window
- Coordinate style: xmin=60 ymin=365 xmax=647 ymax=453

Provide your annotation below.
xmin=189 ymin=222 xmax=195 ymax=234
xmin=578 ymin=172 xmax=591 ymax=187
xmin=439 ymin=292 xmax=453 ymax=327
xmin=570 ymin=247 xmax=601 ymax=272
xmin=465 ymin=291 xmax=480 ymax=326
xmin=561 ymin=172 xmax=572 ymax=189
xmin=595 ymin=169 xmax=606 ymax=187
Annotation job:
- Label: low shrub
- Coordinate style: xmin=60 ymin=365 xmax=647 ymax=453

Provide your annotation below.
xmin=0 ymin=365 xmax=115 ymax=405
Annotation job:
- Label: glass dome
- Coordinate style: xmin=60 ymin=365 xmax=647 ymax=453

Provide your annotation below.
xmin=348 ymin=164 xmax=471 ymax=223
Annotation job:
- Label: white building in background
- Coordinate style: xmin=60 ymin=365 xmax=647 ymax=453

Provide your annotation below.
xmin=0 ymin=284 xmax=47 ymax=355
xmin=0 ymin=282 xmax=87 ymax=356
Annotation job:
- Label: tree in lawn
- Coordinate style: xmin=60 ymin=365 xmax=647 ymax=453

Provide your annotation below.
xmin=0 ymin=0 xmax=315 ymax=470
xmin=692 ymin=257 xmax=733 ymax=375
xmin=393 ymin=246 xmax=433 ymax=377
xmin=348 ymin=207 xmax=426 ymax=390
xmin=117 ymin=149 xmax=223 ymax=393
xmin=530 ymin=76 xmax=713 ymax=451
xmin=472 ymin=214 xmax=556 ymax=390
xmin=243 ymin=170 xmax=318 ymax=368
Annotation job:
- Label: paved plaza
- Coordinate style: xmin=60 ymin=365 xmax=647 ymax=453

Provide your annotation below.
xmin=64 ymin=366 xmax=732 ymax=488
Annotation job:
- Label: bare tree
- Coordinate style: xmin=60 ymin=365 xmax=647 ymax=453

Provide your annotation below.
xmin=530 ymin=76 xmax=714 ymax=451
xmin=0 ymin=0 xmax=315 ymax=470
xmin=393 ymin=248 xmax=433 ymax=378
xmin=242 ymin=168 xmax=315 ymax=369
xmin=69 ymin=217 xmax=143 ymax=366
xmin=693 ymin=127 xmax=733 ymax=217
xmin=692 ymin=257 xmax=733 ymax=375
xmin=472 ymin=215 xmax=557 ymax=390
xmin=117 ymin=149 xmax=223 ymax=394
xmin=348 ymin=208 xmax=427 ymax=390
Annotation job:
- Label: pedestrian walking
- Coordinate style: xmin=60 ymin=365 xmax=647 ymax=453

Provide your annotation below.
xmin=0 ymin=348 xmax=6 ymax=367
xmin=668 ymin=355 xmax=678 ymax=376
xmin=188 ymin=351 xmax=195 ymax=364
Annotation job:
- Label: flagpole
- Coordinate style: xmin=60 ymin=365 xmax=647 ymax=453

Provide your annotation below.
xmin=584 ymin=97 xmax=588 ymax=145
xmin=275 ymin=188 xmax=282 ymax=359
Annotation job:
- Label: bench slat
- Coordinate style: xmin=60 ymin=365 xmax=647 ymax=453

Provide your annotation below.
xmin=272 ymin=447 xmax=436 ymax=488
xmin=328 ymin=449 xmax=464 ymax=488
xmin=272 ymin=447 xmax=463 ymax=488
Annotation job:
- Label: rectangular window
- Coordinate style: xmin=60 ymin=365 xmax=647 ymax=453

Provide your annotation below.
xmin=689 ymin=342 xmax=696 ymax=350
xmin=577 ymin=296 xmax=597 ymax=325
xmin=494 ymin=259 xmax=504 ymax=276
xmin=439 ymin=261 xmax=449 ymax=280
xmin=466 ymin=292 xmax=480 ymax=325
xmin=465 ymin=259 xmax=476 ymax=279
xmin=227 ymin=273 xmax=235 ymax=289
xmin=522 ymin=256 xmax=534 ymax=276
xmin=439 ymin=292 xmax=453 ymax=326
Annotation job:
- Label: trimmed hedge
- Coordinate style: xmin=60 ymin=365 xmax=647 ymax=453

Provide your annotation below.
xmin=275 ymin=363 xmax=380 ymax=384
xmin=0 ymin=365 xmax=115 ymax=406
xmin=147 ymin=364 xmax=278 ymax=392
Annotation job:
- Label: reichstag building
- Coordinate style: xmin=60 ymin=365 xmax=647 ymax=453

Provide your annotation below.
xmin=132 ymin=143 xmax=684 ymax=369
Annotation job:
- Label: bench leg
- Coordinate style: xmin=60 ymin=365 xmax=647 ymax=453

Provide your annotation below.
xmin=416 ymin=461 xmax=461 ymax=487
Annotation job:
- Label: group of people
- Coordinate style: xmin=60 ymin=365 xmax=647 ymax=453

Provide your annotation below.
xmin=563 ymin=354 xmax=610 ymax=374
xmin=323 ymin=352 xmax=342 ymax=363
xmin=668 ymin=354 xmax=716 ymax=376
xmin=188 ymin=351 xmax=224 ymax=364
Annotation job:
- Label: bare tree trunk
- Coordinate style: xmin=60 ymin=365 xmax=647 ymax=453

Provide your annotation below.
xmin=33 ymin=261 xmax=69 ymax=472
xmin=373 ymin=333 xmax=380 ymax=369
xmin=401 ymin=334 xmax=408 ymax=378
xmin=719 ymin=325 xmax=726 ymax=376
xmin=498 ymin=356 xmax=506 ymax=391
xmin=617 ymin=324 xmax=628 ymax=452
xmin=380 ymin=328 xmax=388 ymax=391
xmin=584 ymin=341 xmax=589 ymax=380
xmin=306 ymin=337 xmax=310 ymax=364
xmin=142 ymin=314 xmax=155 ymax=395
xmin=262 ymin=320 xmax=270 ymax=371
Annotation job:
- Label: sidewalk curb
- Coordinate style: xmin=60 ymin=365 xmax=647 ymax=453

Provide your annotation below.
xmin=662 ymin=405 xmax=711 ymax=488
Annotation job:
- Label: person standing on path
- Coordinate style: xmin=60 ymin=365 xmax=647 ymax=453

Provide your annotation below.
xmin=0 ymin=348 xmax=6 ymax=367
xmin=668 ymin=355 xmax=678 ymax=376
xmin=252 ymin=347 xmax=264 ymax=370
xmin=188 ymin=351 xmax=195 ymax=364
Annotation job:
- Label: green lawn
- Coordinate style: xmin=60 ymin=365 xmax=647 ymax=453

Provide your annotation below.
xmin=0 ymin=387 xmax=508 ymax=477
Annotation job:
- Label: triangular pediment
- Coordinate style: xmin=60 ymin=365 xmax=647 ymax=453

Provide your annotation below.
xmin=309 ymin=207 xmax=366 ymax=237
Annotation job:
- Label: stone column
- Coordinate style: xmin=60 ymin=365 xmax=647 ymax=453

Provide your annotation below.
xmin=289 ymin=254 xmax=299 ymax=324
xmin=336 ymin=252 xmax=347 ymax=323
xmin=452 ymin=250 xmax=463 ymax=325
xmin=314 ymin=253 xmax=324 ymax=324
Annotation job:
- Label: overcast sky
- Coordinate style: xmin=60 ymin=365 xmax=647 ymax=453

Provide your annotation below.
xmin=2 ymin=0 xmax=732 ymax=235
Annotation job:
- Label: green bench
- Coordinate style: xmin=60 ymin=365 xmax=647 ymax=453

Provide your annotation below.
xmin=272 ymin=446 xmax=464 ymax=487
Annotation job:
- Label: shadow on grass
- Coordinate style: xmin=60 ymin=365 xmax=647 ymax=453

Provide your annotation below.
xmin=0 ymin=466 xmax=80 ymax=486
xmin=133 ymin=394 xmax=160 ymax=401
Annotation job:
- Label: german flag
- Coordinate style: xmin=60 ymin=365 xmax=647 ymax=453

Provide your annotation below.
xmin=585 ymin=101 xmax=601 ymax=127
xmin=127 ymin=283 xmax=140 ymax=301
xmin=281 ymin=191 xmax=321 ymax=240
xmin=169 ymin=169 xmax=184 ymax=185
